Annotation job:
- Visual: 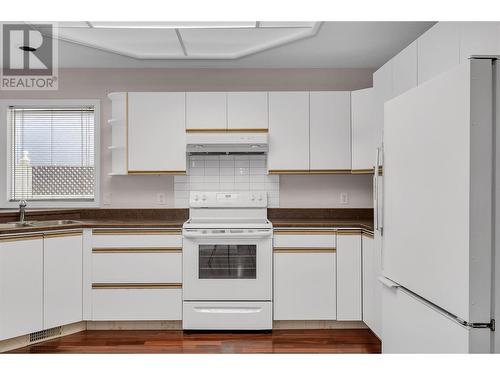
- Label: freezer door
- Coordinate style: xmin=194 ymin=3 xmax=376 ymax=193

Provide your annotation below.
xmin=381 ymin=279 xmax=490 ymax=353
xmin=383 ymin=59 xmax=493 ymax=323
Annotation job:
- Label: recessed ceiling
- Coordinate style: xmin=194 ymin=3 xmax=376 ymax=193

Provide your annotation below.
xmin=34 ymin=22 xmax=320 ymax=59
xmin=37 ymin=21 xmax=436 ymax=69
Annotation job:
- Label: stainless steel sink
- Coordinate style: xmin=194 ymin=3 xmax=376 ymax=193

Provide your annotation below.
xmin=0 ymin=222 xmax=35 ymax=228
xmin=28 ymin=220 xmax=81 ymax=226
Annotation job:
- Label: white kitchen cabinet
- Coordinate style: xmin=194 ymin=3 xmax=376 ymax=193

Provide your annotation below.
xmin=268 ymin=92 xmax=310 ymax=172
xmin=362 ymin=233 xmax=381 ymax=337
xmin=128 ymin=92 xmax=186 ymax=173
xmin=227 ymin=92 xmax=268 ymax=130
xmin=274 ymin=252 xmax=336 ymax=320
xmin=309 ymin=91 xmax=351 ymax=171
xmin=336 ymin=233 xmax=362 ymax=320
xmin=392 ymin=40 xmax=418 ymax=97
xmin=373 ymin=59 xmax=393 ymax=148
xmin=43 ymin=232 xmax=83 ymax=329
xmin=418 ymin=22 xmax=460 ymax=84
xmin=186 ymin=92 xmax=227 ymax=130
xmin=459 ymin=22 xmax=500 ymax=62
xmin=351 ymin=88 xmax=376 ymax=171
xmin=0 ymin=235 xmax=43 ymax=340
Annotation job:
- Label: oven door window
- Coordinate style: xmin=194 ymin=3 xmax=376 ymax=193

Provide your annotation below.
xmin=199 ymin=245 xmax=257 ymax=279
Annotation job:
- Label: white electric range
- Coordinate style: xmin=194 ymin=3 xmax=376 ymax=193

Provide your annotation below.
xmin=182 ymin=191 xmax=273 ymax=330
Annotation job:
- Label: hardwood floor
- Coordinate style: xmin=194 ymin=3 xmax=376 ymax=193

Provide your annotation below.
xmin=8 ymin=329 xmax=381 ymax=354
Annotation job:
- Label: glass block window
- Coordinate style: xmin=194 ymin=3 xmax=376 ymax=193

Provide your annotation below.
xmin=9 ymin=105 xmax=96 ymax=201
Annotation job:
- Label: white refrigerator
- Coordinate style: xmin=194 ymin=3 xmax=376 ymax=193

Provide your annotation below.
xmin=379 ymin=58 xmax=498 ymax=353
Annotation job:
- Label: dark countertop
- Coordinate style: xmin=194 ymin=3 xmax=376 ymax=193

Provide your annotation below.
xmin=0 ymin=208 xmax=373 ymax=235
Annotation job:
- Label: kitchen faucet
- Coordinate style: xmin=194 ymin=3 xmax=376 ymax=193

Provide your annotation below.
xmin=19 ymin=200 xmax=27 ymax=223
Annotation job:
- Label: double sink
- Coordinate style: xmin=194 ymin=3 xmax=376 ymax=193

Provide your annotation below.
xmin=0 ymin=220 xmax=81 ymax=229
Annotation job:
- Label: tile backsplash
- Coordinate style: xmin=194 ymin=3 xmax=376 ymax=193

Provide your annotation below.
xmin=174 ymin=154 xmax=279 ymax=208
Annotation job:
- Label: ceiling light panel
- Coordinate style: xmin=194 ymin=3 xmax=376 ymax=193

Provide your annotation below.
xmin=89 ymin=22 xmax=257 ymax=29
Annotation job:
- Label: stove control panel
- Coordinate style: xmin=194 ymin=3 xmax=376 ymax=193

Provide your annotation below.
xmin=189 ymin=191 xmax=267 ymax=208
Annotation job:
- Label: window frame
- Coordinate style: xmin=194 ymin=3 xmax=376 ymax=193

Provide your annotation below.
xmin=0 ymin=99 xmax=100 ymax=208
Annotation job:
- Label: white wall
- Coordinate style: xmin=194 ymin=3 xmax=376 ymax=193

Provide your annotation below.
xmin=0 ymin=68 xmax=374 ymax=208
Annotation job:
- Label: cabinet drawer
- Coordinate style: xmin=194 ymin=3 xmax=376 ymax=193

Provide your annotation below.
xmin=92 ymin=287 xmax=182 ymax=321
xmin=183 ymin=301 xmax=272 ymax=330
xmin=92 ymin=251 xmax=182 ymax=283
xmin=273 ymin=231 xmax=336 ymax=249
xmin=92 ymin=230 xmax=182 ymax=249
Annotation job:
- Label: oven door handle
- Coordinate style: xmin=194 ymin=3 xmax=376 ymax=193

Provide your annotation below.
xmin=183 ymin=231 xmax=273 ymax=239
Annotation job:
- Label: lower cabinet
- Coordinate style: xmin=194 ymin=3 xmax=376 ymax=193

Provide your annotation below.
xmin=362 ymin=232 xmax=382 ymax=337
xmin=44 ymin=232 xmax=83 ymax=329
xmin=90 ymin=229 xmax=183 ymax=321
xmin=336 ymin=231 xmax=363 ymax=320
xmin=273 ymin=230 xmax=337 ymax=320
xmin=0 ymin=235 xmax=43 ymax=340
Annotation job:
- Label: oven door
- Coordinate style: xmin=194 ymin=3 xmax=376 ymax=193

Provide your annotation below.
xmin=182 ymin=229 xmax=273 ymax=300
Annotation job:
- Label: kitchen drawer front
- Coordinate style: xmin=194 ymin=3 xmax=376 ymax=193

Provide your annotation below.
xmin=183 ymin=301 xmax=272 ymax=330
xmin=92 ymin=252 xmax=182 ymax=283
xmin=273 ymin=232 xmax=336 ymax=249
xmin=92 ymin=288 xmax=182 ymax=321
xmin=92 ymin=230 xmax=182 ymax=249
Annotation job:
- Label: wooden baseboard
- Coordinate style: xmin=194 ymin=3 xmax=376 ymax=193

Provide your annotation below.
xmin=0 ymin=321 xmax=86 ymax=353
xmin=272 ymin=320 xmax=366 ymax=329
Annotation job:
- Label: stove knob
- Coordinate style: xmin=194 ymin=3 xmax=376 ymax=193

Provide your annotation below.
xmin=258 ymin=195 xmax=263 ymax=201
xmin=202 ymin=195 xmax=207 ymax=201
xmin=193 ymin=195 xmax=199 ymax=201
xmin=250 ymin=195 xmax=255 ymax=201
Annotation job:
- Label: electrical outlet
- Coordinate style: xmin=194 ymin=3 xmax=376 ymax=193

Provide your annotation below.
xmin=156 ymin=193 xmax=166 ymax=205
xmin=340 ymin=192 xmax=349 ymax=205
xmin=103 ymin=192 xmax=112 ymax=205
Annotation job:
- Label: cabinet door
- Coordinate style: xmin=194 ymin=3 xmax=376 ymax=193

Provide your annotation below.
xmin=336 ymin=234 xmax=362 ymax=320
xmin=362 ymin=235 xmax=376 ymax=332
xmin=310 ymin=91 xmax=351 ymax=171
xmin=418 ymin=22 xmax=460 ymax=84
xmin=268 ymin=92 xmax=309 ymax=172
xmin=227 ymin=92 xmax=268 ymax=130
xmin=459 ymin=22 xmax=500 ymax=62
xmin=373 ymin=60 xmax=393 ymax=149
xmin=186 ymin=92 xmax=227 ymax=130
xmin=0 ymin=236 xmax=43 ymax=340
xmin=392 ymin=40 xmax=418 ymax=97
xmin=44 ymin=233 xmax=83 ymax=329
xmin=274 ymin=252 xmax=336 ymax=320
xmin=351 ymin=88 xmax=376 ymax=171
xmin=128 ymin=92 xmax=186 ymax=173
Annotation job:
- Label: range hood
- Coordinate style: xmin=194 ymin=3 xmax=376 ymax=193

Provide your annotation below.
xmin=186 ymin=132 xmax=268 ymax=154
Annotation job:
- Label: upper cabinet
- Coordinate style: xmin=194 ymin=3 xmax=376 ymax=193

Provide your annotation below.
xmin=459 ymin=22 xmax=500 ymax=62
xmin=309 ymin=91 xmax=351 ymax=171
xmin=227 ymin=92 xmax=268 ymax=130
xmin=417 ymin=22 xmax=460 ymax=85
xmin=351 ymin=88 xmax=376 ymax=171
xmin=186 ymin=92 xmax=227 ymax=130
xmin=392 ymin=40 xmax=418 ymax=97
xmin=373 ymin=60 xmax=393 ymax=148
xmin=128 ymin=92 xmax=186 ymax=174
xmin=268 ymin=92 xmax=310 ymax=173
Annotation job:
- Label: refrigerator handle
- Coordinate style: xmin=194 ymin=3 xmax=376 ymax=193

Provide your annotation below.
xmin=378 ymin=145 xmax=384 ymax=235
xmin=374 ymin=147 xmax=380 ymax=231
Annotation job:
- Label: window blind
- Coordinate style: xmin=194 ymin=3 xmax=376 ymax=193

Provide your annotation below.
xmin=9 ymin=106 xmax=95 ymax=201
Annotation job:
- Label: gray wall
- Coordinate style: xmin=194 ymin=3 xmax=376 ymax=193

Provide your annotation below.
xmin=0 ymin=68 xmax=374 ymax=208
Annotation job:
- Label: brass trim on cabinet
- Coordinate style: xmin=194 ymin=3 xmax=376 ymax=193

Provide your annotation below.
xmin=92 ymin=229 xmax=182 ymax=235
xmin=351 ymin=169 xmax=375 ymax=174
xmin=268 ymin=170 xmax=310 ymax=175
xmin=127 ymin=170 xmax=187 ymax=175
xmin=309 ymin=169 xmax=352 ymax=174
xmin=274 ymin=229 xmax=337 ymax=235
xmin=185 ymin=128 xmax=268 ymax=133
xmin=92 ymin=283 xmax=182 ymax=290
xmin=92 ymin=247 xmax=182 ymax=253
xmin=274 ymin=247 xmax=336 ymax=253
xmin=362 ymin=231 xmax=374 ymax=239
xmin=0 ymin=234 xmax=43 ymax=242
xmin=44 ymin=231 xmax=83 ymax=239
xmin=337 ymin=229 xmax=362 ymax=236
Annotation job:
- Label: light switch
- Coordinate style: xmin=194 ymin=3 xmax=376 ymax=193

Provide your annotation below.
xmin=340 ymin=192 xmax=349 ymax=205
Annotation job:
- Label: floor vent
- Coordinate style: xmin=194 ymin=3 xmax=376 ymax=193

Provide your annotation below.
xmin=29 ymin=326 xmax=63 ymax=343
